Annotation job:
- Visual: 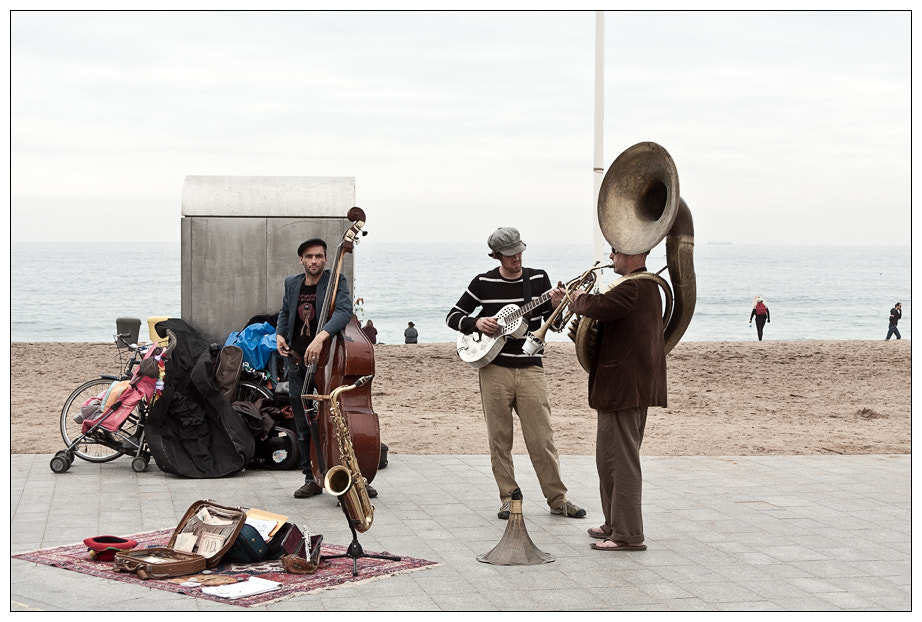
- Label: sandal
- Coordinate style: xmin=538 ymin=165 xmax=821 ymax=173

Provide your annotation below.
xmin=587 ymin=526 xmax=610 ymax=540
xmin=590 ymin=538 xmax=647 ymax=552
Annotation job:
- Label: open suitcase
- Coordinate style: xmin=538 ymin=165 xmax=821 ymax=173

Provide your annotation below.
xmin=114 ymin=500 xmax=246 ymax=580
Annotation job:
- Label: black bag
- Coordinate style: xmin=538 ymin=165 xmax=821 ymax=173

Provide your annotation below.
xmin=251 ymin=426 xmax=300 ymax=470
xmin=223 ymin=524 xmax=268 ymax=563
xmin=146 ymin=319 xmax=256 ymax=479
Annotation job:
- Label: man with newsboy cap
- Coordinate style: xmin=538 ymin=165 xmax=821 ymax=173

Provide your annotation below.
xmin=446 ymin=227 xmax=586 ymax=521
xmin=277 ymin=238 xmax=369 ymax=499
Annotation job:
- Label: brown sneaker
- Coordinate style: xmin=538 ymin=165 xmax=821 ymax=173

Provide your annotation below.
xmin=293 ymin=481 xmax=323 ymax=498
xmin=550 ymin=500 xmax=587 ymax=518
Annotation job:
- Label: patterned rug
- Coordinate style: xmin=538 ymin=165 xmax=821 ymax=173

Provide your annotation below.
xmin=12 ymin=529 xmax=438 ymax=607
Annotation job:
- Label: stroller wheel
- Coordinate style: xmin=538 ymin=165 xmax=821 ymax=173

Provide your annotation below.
xmin=50 ymin=455 xmax=71 ymax=473
xmin=131 ymin=456 xmax=149 ymax=473
xmin=60 ymin=379 xmax=125 ymax=463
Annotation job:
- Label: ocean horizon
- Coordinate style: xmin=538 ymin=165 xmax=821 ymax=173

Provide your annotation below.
xmin=10 ymin=242 xmax=911 ymax=346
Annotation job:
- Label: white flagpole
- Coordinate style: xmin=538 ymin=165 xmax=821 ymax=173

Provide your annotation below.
xmin=592 ymin=11 xmax=606 ymax=264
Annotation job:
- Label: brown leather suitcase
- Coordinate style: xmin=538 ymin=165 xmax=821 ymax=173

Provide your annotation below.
xmin=114 ymin=500 xmax=246 ymax=579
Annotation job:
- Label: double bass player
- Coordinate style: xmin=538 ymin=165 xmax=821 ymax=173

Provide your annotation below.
xmin=276 ymin=238 xmax=377 ymax=499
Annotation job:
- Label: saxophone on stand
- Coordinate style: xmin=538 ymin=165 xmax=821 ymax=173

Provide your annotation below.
xmin=319 ymin=375 xmax=376 ymax=533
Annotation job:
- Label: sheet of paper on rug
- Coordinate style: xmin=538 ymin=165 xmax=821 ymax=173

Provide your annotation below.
xmin=201 ymin=577 xmax=281 ymax=599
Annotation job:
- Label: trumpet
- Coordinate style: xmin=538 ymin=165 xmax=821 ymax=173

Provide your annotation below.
xmin=522 ymin=262 xmax=612 ymax=356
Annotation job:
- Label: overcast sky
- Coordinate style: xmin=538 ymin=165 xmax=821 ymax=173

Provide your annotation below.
xmin=9 ymin=10 xmax=912 ymax=246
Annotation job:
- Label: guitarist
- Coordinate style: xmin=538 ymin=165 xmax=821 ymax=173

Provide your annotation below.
xmin=446 ymin=227 xmax=586 ymax=521
xmin=276 ymin=238 xmax=355 ymax=500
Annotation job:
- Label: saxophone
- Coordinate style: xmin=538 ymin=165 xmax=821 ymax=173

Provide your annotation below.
xmin=322 ymin=375 xmax=375 ymax=533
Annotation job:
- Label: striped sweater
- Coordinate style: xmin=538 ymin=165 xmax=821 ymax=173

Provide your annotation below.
xmin=446 ymin=266 xmax=553 ymax=368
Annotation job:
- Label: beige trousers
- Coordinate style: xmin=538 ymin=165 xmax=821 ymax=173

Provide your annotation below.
xmin=478 ymin=364 xmax=568 ymax=508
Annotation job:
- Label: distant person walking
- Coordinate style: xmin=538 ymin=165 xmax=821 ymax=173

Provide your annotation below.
xmin=886 ymin=302 xmax=902 ymax=340
xmin=362 ymin=319 xmax=378 ymax=344
xmin=749 ymin=296 xmax=770 ymax=341
xmin=404 ymin=321 xmax=418 ymax=344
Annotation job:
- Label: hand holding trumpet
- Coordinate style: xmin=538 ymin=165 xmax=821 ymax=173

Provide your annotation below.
xmin=550 ymin=282 xmax=586 ymax=308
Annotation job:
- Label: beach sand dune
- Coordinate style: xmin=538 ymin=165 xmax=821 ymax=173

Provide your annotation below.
xmin=12 ymin=340 xmax=910 ymax=456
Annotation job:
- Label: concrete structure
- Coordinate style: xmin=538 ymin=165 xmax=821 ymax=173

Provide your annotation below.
xmin=181 ymin=176 xmax=356 ymax=343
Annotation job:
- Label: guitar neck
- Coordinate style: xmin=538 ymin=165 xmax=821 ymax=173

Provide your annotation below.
xmin=507 ymin=291 xmax=552 ymax=322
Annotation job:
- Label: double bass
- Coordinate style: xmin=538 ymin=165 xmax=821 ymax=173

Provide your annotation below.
xmin=300 ymin=207 xmax=381 ymax=486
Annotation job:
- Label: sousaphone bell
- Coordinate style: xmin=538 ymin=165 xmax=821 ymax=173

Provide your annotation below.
xmin=477 ymin=489 xmax=554 ymax=566
xmin=569 ymin=141 xmax=697 ymax=370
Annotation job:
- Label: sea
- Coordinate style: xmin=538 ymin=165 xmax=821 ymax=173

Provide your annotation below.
xmin=10 ymin=242 xmax=912 ymax=345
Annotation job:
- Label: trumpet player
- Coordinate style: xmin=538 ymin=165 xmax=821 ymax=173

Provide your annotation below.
xmin=551 ymin=247 xmax=667 ymax=551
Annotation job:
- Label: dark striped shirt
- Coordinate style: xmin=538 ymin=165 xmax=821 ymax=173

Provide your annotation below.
xmin=446 ymin=267 xmax=553 ymax=367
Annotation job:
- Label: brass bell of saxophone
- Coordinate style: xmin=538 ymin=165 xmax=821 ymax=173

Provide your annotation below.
xmin=323 ymin=375 xmax=376 ymax=533
xmin=477 ymin=488 xmax=554 ymax=566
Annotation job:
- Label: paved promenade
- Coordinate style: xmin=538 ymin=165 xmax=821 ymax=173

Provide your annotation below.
xmin=9 ymin=453 xmax=911 ymax=611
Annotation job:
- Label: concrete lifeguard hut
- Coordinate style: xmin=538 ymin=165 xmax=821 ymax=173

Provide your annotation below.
xmin=180 ymin=175 xmax=356 ymax=344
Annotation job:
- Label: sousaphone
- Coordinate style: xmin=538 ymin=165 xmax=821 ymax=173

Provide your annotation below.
xmin=569 ymin=141 xmax=696 ymax=371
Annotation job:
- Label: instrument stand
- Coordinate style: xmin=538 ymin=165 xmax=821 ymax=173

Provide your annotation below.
xmin=322 ymin=503 xmax=401 ymax=577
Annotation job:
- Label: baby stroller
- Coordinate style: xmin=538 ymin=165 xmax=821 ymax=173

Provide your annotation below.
xmin=51 ymin=318 xmax=175 ymax=474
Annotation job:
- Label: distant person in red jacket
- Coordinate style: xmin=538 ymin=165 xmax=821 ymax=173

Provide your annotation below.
xmin=749 ymin=296 xmax=770 ymax=341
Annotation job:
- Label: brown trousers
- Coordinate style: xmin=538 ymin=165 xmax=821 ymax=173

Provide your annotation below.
xmin=478 ymin=364 xmax=568 ymax=508
xmin=596 ymin=407 xmax=647 ymax=544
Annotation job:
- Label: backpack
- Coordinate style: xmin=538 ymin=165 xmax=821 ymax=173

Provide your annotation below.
xmin=755 ymin=302 xmax=767 ymax=316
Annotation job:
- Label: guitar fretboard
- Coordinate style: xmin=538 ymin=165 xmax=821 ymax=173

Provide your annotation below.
xmin=505 ymin=291 xmax=552 ymax=322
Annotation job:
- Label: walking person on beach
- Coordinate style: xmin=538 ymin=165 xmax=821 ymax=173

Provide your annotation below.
xmin=276 ymin=238 xmax=359 ymax=499
xmin=404 ymin=322 xmax=418 ymax=344
xmin=551 ymin=246 xmax=666 ymax=551
xmin=886 ymin=302 xmax=902 ymax=340
xmin=446 ymin=226 xmax=586 ymax=521
xmin=749 ymin=296 xmax=770 ymax=341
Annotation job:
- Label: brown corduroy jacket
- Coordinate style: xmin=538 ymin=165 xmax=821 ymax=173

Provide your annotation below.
xmin=568 ymin=271 xmax=667 ymax=411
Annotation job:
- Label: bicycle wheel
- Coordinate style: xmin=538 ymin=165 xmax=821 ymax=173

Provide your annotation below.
xmin=234 ymin=380 xmax=274 ymax=403
xmin=60 ymin=378 xmax=127 ymax=462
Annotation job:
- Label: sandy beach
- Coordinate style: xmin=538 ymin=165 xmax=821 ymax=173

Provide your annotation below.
xmin=12 ymin=339 xmax=910 ymax=457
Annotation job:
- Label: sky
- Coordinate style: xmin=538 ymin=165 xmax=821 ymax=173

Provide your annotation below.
xmin=9 ymin=9 xmax=913 ymax=246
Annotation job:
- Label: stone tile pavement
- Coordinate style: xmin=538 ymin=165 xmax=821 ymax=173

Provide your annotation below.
xmin=9 ymin=453 xmax=911 ymax=611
